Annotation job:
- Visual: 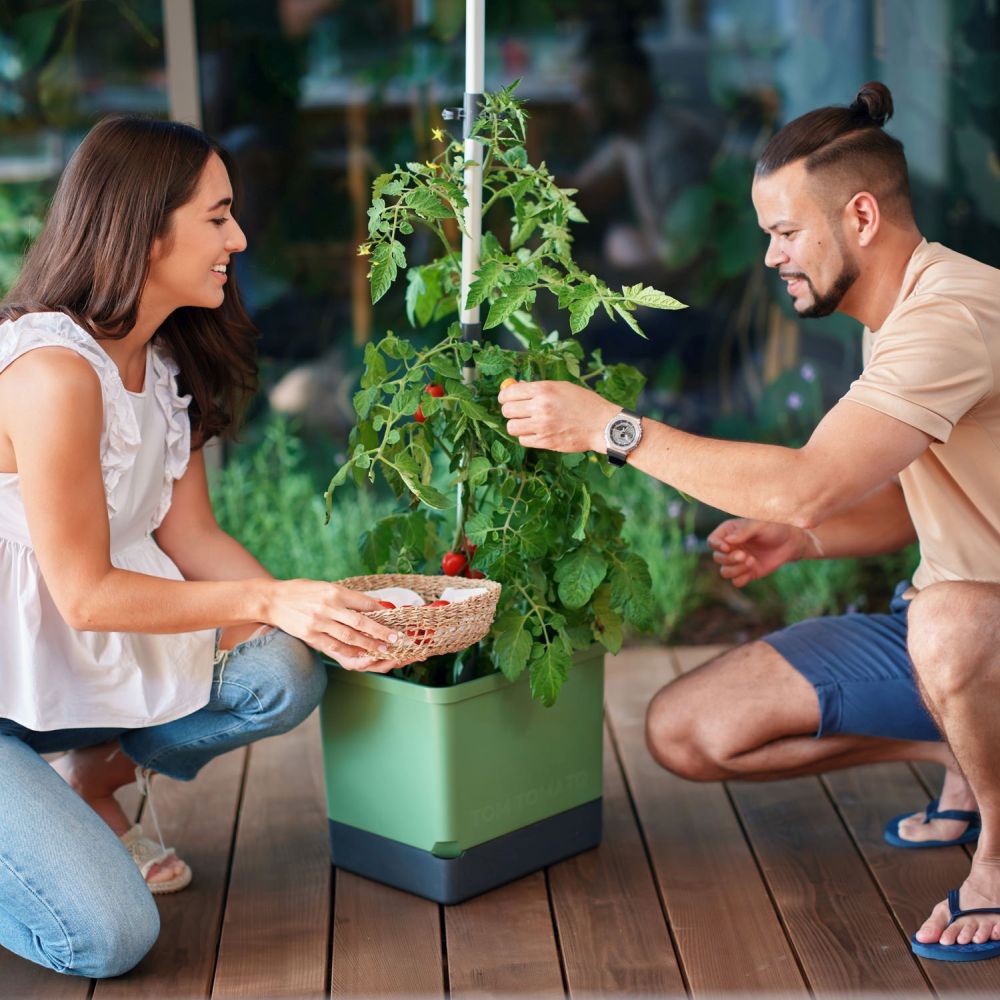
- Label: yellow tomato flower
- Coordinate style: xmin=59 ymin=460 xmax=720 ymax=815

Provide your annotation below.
xmin=431 ymin=127 xmax=445 ymax=142
xmin=356 ymin=244 xmax=371 ymax=257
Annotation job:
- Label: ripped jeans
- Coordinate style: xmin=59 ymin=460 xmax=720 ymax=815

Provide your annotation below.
xmin=0 ymin=628 xmax=323 ymax=979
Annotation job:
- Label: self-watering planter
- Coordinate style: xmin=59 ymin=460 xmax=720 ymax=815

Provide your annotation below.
xmin=319 ymin=645 xmax=604 ymax=904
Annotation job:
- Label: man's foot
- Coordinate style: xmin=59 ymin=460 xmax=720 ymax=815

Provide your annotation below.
xmin=915 ymin=873 xmax=1000 ymax=949
xmin=51 ymin=741 xmax=189 ymax=888
xmin=895 ymin=768 xmax=978 ymax=845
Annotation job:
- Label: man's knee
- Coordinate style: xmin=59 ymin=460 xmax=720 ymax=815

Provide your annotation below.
xmin=908 ymin=581 xmax=1000 ymax=697
xmin=644 ymin=675 xmax=731 ymax=782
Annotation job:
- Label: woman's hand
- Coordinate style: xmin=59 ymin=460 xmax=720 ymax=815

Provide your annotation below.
xmin=267 ymin=579 xmax=406 ymax=668
xmin=708 ymin=519 xmax=817 ymax=588
xmin=499 ymin=380 xmax=618 ymax=453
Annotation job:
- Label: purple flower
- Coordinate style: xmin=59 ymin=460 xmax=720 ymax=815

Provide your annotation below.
xmin=684 ymin=533 xmax=699 ymax=552
xmin=786 ymin=391 xmax=803 ymax=411
xmin=800 ymin=363 xmax=816 ymax=382
xmin=667 ymin=500 xmax=683 ymax=519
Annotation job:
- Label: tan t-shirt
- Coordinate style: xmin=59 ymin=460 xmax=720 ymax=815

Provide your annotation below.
xmin=843 ymin=239 xmax=1000 ymax=590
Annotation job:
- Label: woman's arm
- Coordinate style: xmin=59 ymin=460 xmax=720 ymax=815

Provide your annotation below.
xmin=2 ymin=349 xmax=396 ymax=664
xmin=154 ymin=448 xmax=272 ymax=583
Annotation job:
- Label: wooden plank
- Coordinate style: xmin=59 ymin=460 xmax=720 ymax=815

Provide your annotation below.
xmin=95 ymin=748 xmax=247 ymax=1000
xmin=331 ymin=872 xmax=444 ymax=996
xmin=0 ymin=953 xmax=91 ymax=999
xmin=547 ymin=725 xmax=685 ymax=996
xmin=445 ymin=871 xmax=564 ymax=997
xmin=212 ymin=711 xmax=330 ymax=998
xmin=825 ymin=762 xmax=1000 ymax=993
xmin=729 ymin=776 xmax=931 ymax=996
xmin=605 ymin=647 xmax=806 ymax=995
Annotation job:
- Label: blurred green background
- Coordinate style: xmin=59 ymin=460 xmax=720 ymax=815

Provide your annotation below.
xmin=2 ymin=0 xmax=996 ymax=642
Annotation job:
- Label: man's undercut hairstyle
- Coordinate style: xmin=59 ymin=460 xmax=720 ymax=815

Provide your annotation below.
xmin=755 ymin=81 xmax=913 ymax=223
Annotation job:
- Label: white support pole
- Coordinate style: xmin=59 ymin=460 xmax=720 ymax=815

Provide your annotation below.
xmin=162 ymin=0 xmax=202 ymax=127
xmin=459 ymin=0 xmax=485 ymax=352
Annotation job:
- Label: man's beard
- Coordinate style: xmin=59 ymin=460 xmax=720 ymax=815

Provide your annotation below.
xmin=792 ymin=245 xmax=860 ymax=318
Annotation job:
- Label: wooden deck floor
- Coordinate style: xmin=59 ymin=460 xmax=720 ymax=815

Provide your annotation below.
xmin=4 ymin=645 xmax=1000 ymax=998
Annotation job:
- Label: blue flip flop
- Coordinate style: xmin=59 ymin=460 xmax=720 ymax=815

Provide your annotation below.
xmin=912 ymin=889 xmax=1000 ymax=962
xmin=883 ymin=798 xmax=980 ymax=848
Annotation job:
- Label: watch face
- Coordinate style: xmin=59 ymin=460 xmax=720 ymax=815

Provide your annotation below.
xmin=610 ymin=418 xmax=638 ymax=448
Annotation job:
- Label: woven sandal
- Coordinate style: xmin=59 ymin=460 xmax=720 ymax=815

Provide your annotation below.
xmin=119 ymin=824 xmax=192 ymax=895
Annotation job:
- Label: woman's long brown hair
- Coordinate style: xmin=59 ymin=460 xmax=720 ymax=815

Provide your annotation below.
xmin=0 ymin=115 xmax=258 ymax=445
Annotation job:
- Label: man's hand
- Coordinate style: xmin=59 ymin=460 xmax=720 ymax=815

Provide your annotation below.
xmin=708 ymin=519 xmax=820 ymax=588
xmin=499 ymin=380 xmax=619 ymax=454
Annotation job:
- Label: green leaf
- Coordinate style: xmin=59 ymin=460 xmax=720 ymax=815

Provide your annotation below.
xmin=610 ymin=553 xmax=655 ymax=630
xmin=571 ymin=484 xmax=591 ymax=541
xmin=611 ymin=302 xmax=646 ymax=339
xmin=353 ymin=386 xmax=379 ymax=419
xmin=405 ymin=268 xmax=425 ymax=327
xmin=569 ymin=286 xmax=601 ymax=334
xmin=554 ymin=547 xmax=608 ymax=609
xmin=370 ymin=242 xmax=398 ymax=304
xmin=530 ymin=643 xmax=571 ymax=706
xmin=491 ymin=440 xmax=511 ymax=464
xmin=622 ymin=283 xmax=686 ymax=311
xmin=483 ymin=285 xmax=533 ymax=330
xmin=359 ymin=342 xmax=388 ymax=388
xmin=464 ymin=510 xmax=494 ymax=546
xmin=428 ymin=354 xmax=461 ymax=380
xmin=407 ymin=187 xmax=452 ymax=219
xmin=492 ymin=608 xmax=532 ymax=681
xmin=468 ymin=455 xmax=491 ymax=487
xmin=591 ymin=585 xmax=624 ymax=655
xmin=367 ymin=197 xmax=386 ymax=238
xmin=465 ymin=260 xmax=504 ymax=310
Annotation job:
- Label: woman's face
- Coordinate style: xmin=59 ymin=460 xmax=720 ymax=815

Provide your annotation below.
xmin=143 ymin=153 xmax=247 ymax=316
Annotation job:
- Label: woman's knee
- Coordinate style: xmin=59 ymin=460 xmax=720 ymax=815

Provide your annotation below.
xmin=43 ymin=889 xmax=159 ymax=979
xmin=250 ymin=632 xmax=326 ymax=734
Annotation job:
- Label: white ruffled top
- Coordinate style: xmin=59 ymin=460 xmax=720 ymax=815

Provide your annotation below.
xmin=0 ymin=312 xmax=215 ymax=731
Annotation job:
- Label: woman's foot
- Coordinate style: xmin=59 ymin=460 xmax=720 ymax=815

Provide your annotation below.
xmin=51 ymin=740 xmax=189 ymax=888
xmin=895 ymin=767 xmax=979 ymax=844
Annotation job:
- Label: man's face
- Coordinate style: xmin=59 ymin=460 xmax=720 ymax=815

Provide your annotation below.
xmin=751 ymin=161 xmax=859 ymax=318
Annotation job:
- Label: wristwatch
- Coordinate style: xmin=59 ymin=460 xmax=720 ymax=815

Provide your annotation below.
xmin=603 ymin=408 xmax=643 ymax=466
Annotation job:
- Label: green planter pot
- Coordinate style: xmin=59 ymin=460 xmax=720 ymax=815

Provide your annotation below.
xmin=319 ymin=645 xmax=605 ymax=903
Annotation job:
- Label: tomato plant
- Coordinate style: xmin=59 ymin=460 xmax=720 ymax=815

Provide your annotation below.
xmin=325 ymin=85 xmax=686 ymax=705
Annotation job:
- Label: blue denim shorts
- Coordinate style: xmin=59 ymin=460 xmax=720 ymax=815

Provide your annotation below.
xmin=762 ymin=580 xmax=941 ymax=742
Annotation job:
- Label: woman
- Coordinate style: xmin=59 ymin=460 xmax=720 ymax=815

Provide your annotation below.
xmin=0 ymin=115 xmax=401 ymax=978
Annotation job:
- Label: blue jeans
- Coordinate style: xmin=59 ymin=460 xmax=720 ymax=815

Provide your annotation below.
xmin=0 ymin=628 xmax=324 ymax=978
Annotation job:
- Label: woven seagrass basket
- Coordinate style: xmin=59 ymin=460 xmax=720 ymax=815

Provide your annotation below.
xmin=339 ymin=573 xmax=502 ymax=663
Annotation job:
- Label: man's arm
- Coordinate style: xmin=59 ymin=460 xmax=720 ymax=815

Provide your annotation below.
xmin=499 ymin=381 xmax=932 ymax=527
xmin=709 ymin=479 xmax=915 ymax=588
xmin=805 ymin=478 xmax=916 ymax=558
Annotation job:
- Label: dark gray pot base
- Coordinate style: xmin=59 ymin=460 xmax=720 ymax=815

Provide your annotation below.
xmin=329 ymin=798 xmax=602 ymax=904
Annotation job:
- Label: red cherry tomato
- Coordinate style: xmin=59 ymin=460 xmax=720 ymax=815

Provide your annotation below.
xmin=426 ymin=383 xmax=445 ymax=398
xmin=414 ymin=405 xmax=425 ymax=423
xmin=466 ymin=569 xmax=486 ymax=579
xmin=428 ymin=599 xmax=450 ymax=607
xmin=377 ymin=600 xmax=396 ymax=609
xmin=441 ymin=551 xmax=468 ymax=576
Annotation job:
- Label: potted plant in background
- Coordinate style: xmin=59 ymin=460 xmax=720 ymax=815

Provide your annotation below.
xmin=319 ymin=84 xmax=685 ymax=903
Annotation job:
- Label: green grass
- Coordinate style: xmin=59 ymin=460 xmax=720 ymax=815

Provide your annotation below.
xmin=209 ymin=417 xmax=390 ymax=582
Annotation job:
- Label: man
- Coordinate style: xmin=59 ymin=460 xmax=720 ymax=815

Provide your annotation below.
xmin=499 ymin=81 xmax=1000 ymax=962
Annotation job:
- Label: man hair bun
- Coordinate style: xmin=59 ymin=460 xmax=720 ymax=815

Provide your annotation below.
xmin=850 ymin=81 xmax=893 ymax=127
